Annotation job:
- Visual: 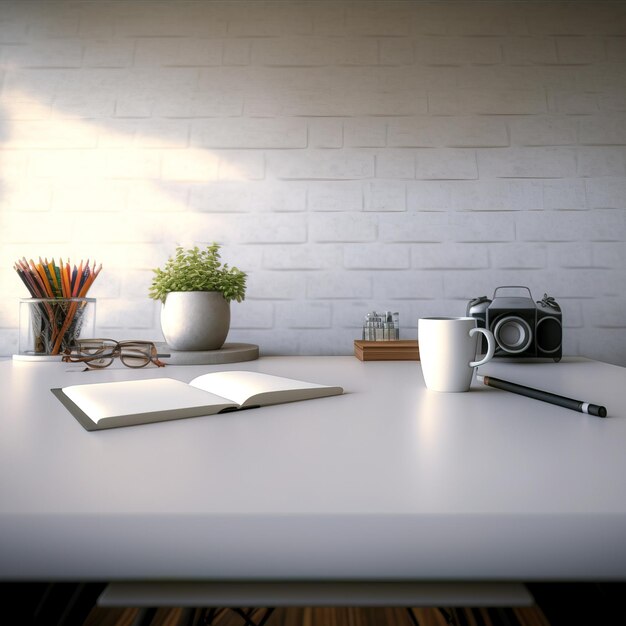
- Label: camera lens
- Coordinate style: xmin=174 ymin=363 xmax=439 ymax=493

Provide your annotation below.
xmin=493 ymin=316 xmax=533 ymax=354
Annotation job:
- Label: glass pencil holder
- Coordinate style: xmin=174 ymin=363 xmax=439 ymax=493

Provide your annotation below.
xmin=17 ymin=297 xmax=96 ymax=360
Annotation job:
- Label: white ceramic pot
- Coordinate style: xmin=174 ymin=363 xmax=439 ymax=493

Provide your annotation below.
xmin=160 ymin=291 xmax=230 ymax=351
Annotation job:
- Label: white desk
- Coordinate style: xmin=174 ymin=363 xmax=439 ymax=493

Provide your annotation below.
xmin=1 ymin=356 xmax=625 ymax=583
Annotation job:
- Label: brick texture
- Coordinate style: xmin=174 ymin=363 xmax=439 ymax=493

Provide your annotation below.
xmin=1 ymin=1 xmax=625 ymax=365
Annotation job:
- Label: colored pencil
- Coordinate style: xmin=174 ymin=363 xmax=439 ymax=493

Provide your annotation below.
xmin=40 ymin=260 xmax=55 ymax=297
xmin=70 ymin=264 xmax=77 ymax=294
xmin=15 ymin=264 xmax=35 ymax=296
xmin=79 ymin=263 xmax=101 ymax=297
xmin=44 ymin=258 xmax=59 ymax=297
xmin=54 ymin=264 xmax=63 ymax=298
xmin=64 ymin=260 xmax=71 ymax=298
xmin=73 ymin=259 xmax=84 ymax=297
xmin=28 ymin=259 xmax=50 ymax=297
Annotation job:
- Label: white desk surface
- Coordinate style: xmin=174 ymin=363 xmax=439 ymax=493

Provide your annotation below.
xmin=1 ymin=356 xmax=625 ymax=581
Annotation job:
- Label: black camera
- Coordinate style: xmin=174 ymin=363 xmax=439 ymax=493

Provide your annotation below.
xmin=467 ymin=286 xmax=562 ymax=361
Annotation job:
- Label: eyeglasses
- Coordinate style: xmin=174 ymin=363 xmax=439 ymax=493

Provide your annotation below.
xmin=62 ymin=339 xmax=166 ymax=369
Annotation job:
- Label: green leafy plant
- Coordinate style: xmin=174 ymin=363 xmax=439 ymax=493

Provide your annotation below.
xmin=149 ymin=244 xmax=247 ymax=303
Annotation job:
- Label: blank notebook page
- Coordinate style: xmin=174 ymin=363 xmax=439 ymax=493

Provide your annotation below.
xmin=62 ymin=378 xmax=232 ymax=423
xmin=189 ymin=371 xmax=329 ymax=407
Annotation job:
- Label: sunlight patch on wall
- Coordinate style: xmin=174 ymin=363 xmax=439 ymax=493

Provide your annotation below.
xmin=0 ymin=89 xmax=248 ymax=243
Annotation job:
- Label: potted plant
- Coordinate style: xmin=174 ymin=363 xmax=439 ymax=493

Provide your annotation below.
xmin=149 ymin=244 xmax=247 ymax=351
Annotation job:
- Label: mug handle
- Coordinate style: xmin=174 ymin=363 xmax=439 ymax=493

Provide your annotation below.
xmin=469 ymin=327 xmax=496 ymax=368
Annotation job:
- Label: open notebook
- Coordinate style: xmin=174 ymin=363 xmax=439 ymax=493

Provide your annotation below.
xmin=52 ymin=370 xmax=344 ymax=431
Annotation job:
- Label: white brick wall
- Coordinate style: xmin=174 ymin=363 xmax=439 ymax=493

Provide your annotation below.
xmin=1 ymin=1 xmax=625 ymax=365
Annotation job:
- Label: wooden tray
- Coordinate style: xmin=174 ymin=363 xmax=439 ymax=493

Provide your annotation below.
xmin=354 ymin=340 xmax=420 ymax=361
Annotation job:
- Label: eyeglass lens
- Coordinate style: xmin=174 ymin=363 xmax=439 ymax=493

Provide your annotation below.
xmin=70 ymin=339 xmax=117 ymax=367
xmin=118 ymin=342 xmax=156 ymax=368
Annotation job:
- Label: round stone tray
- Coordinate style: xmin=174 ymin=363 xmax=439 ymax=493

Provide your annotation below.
xmin=155 ymin=342 xmax=259 ymax=366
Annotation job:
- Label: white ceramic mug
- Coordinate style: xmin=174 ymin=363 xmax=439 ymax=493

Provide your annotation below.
xmin=418 ymin=317 xmax=496 ymax=392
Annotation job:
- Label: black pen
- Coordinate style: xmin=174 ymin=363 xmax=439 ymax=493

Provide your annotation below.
xmin=476 ymin=374 xmax=608 ymax=418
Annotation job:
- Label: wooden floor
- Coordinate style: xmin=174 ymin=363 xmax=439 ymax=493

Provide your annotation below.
xmin=82 ymin=605 xmax=552 ymax=626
